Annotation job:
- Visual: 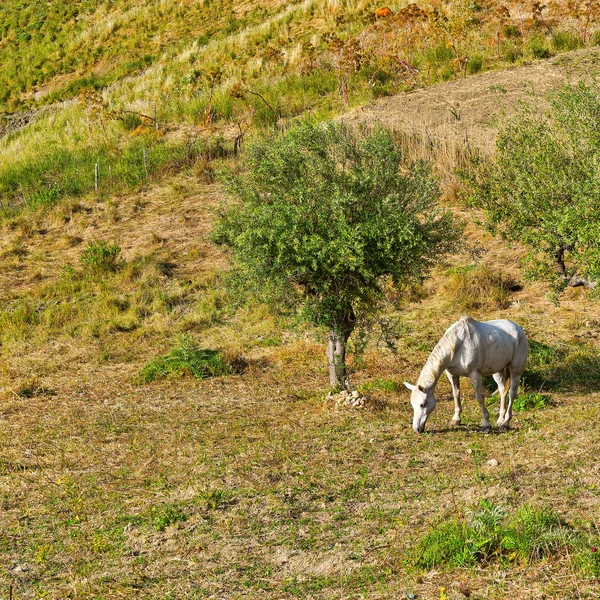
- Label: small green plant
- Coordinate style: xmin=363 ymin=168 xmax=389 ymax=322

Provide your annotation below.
xmin=513 ymin=391 xmax=552 ymax=411
xmin=28 ymin=184 xmax=61 ymax=208
xmin=202 ymin=489 xmax=231 ymax=510
xmin=139 ymin=335 xmax=229 ymax=383
xmin=576 ymin=544 xmax=600 ymax=578
xmin=152 ymin=504 xmax=188 ymax=531
xmin=79 ymin=241 xmax=121 ymax=274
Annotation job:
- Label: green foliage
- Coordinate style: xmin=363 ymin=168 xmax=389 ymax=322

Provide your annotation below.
xmin=80 ymin=241 xmax=121 ymax=274
xmin=214 ymin=121 xmax=461 ymax=333
xmin=527 ymin=35 xmax=553 ymax=58
xmin=139 ymin=335 xmax=229 ymax=383
xmin=553 ymin=29 xmax=583 ymax=52
xmin=513 ymin=391 xmax=552 ymax=411
xmin=415 ymin=501 xmax=583 ymax=569
xmin=358 ymin=378 xmax=400 ymax=393
xmin=576 ymin=545 xmax=600 ymax=577
xmin=151 ymin=504 xmax=188 ymax=531
xmin=465 ymin=82 xmax=600 ymax=290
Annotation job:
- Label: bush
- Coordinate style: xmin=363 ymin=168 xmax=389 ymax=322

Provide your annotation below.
xmin=527 ymin=36 xmax=553 ymax=59
xmin=512 ymin=391 xmax=551 ymax=411
xmin=465 ymin=83 xmax=600 ymax=292
xmin=139 ymin=336 xmax=229 ymax=383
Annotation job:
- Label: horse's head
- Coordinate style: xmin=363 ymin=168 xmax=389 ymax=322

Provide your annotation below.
xmin=403 ymin=382 xmax=436 ymax=433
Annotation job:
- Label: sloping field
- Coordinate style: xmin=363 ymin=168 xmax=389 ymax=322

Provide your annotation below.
xmin=1 ymin=47 xmax=600 ymax=600
xmin=345 ymin=47 xmax=600 ymax=152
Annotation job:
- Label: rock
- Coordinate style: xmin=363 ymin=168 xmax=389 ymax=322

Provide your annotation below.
xmin=487 ymin=459 xmax=499 ymax=467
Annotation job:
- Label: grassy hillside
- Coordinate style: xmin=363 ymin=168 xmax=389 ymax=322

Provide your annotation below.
xmin=2 ymin=0 xmax=600 ymax=218
xmin=2 ymin=0 xmax=600 ymax=598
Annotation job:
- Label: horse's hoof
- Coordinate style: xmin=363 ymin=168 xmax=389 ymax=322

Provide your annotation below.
xmin=480 ymin=425 xmax=491 ymax=434
xmin=450 ymin=419 xmax=461 ymax=427
xmin=498 ymin=423 xmax=510 ymax=432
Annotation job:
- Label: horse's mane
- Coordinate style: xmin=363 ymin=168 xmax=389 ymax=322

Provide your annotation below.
xmin=418 ymin=317 xmax=472 ymax=388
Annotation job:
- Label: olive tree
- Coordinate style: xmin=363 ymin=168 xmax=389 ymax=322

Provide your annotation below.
xmin=213 ymin=122 xmax=460 ymax=390
xmin=466 ymin=83 xmax=600 ymax=291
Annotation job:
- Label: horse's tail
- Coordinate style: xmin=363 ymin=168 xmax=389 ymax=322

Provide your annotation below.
xmin=491 ymin=366 xmax=511 ymax=397
xmin=503 ymin=365 xmax=511 ymax=394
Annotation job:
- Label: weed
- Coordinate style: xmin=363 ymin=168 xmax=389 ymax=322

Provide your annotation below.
xmin=513 ymin=391 xmax=552 ymax=411
xmin=79 ymin=241 xmax=122 ymax=274
xmin=151 ymin=504 xmax=188 ymax=531
xmin=576 ymin=544 xmax=600 ymax=578
xmin=414 ymin=502 xmax=584 ymax=569
xmin=358 ymin=378 xmax=400 ymax=393
xmin=138 ymin=335 xmax=229 ymax=383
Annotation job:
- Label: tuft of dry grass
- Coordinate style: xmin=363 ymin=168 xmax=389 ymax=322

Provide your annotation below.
xmin=438 ymin=263 xmax=515 ymax=311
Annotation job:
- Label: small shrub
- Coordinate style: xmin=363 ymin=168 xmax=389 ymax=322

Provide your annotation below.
xmin=415 ymin=520 xmax=474 ymax=568
xmin=202 ymin=489 xmax=232 ymax=510
xmin=508 ymin=505 xmax=578 ymax=562
xmin=527 ymin=36 xmax=553 ymax=59
xmin=139 ymin=335 xmax=229 ymax=383
xmin=553 ymin=30 xmax=582 ymax=52
xmin=576 ymin=545 xmax=600 ymax=578
xmin=28 ymin=184 xmax=61 ymax=208
xmin=79 ymin=241 xmax=121 ymax=274
xmin=467 ymin=54 xmax=484 ymax=75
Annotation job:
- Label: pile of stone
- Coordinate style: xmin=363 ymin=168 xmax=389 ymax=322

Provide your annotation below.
xmin=327 ymin=389 xmax=366 ymax=409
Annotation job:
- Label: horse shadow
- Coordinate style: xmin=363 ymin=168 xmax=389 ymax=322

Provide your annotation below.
xmin=481 ymin=339 xmax=600 ymax=394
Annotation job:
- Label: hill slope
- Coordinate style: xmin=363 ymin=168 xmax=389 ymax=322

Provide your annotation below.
xmin=2 ymin=7 xmax=600 ymax=600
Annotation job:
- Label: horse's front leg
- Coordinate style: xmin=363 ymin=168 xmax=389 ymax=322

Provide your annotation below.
xmin=445 ymin=371 xmax=462 ymax=426
xmin=469 ymin=371 xmax=491 ymax=433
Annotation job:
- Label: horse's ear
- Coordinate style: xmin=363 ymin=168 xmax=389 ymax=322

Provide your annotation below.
xmin=418 ymin=384 xmax=425 ymax=393
xmin=403 ymin=382 xmax=416 ymax=391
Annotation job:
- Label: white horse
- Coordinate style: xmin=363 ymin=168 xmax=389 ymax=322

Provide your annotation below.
xmin=404 ymin=316 xmax=529 ymax=433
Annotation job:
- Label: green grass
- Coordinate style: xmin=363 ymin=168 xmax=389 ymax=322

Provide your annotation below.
xmin=524 ymin=339 xmax=600 ymax=391
xmin=415 ymin=501 xmax=586 ymax=569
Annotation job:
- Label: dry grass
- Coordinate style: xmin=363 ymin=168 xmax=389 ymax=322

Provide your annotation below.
xmin=2 ymin=161 xmax=600 ymax=598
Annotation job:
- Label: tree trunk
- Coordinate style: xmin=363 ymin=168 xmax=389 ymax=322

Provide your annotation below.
xmin=326 ymin=308 xmax=356 ymax=390
xmin=555 ymin=244 xmax=597 ymax=288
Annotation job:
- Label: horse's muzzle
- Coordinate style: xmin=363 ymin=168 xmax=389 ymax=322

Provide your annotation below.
xmin=413 ymin=425 xmax=425 ymax=434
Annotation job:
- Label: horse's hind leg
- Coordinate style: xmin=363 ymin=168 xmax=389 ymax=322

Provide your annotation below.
xmin=469 ymin=371 xmax=491 ymax=433
xmin=445 ymin=371 xmax=462 ymax=426
xmin=492 ymin=368 xmax=508 ymax=428
xmin=498 ymin=371 xmax=521 ymax=431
